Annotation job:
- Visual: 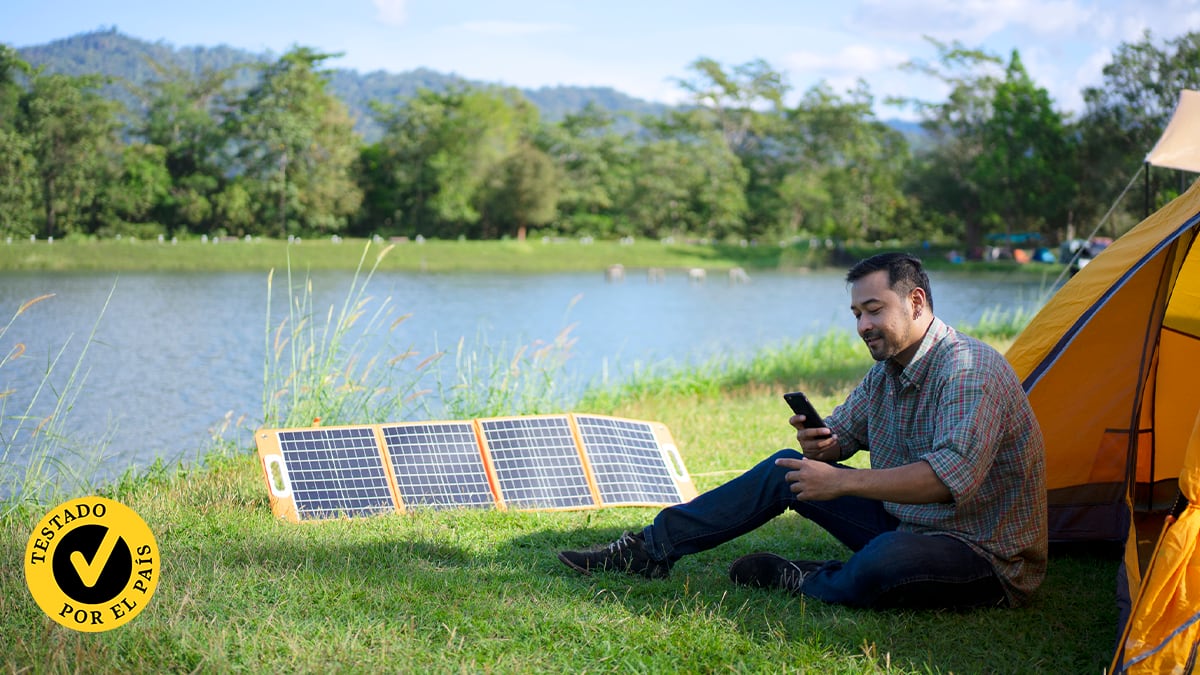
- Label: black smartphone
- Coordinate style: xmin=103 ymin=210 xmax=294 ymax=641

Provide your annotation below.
xmin=783 ymin=391 xmax=832 ymax=439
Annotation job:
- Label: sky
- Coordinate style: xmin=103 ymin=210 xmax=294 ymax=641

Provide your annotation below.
xmin=6 ymin=0 xmax=1200 ymax=120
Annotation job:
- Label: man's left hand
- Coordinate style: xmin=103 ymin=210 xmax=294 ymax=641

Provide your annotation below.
xmin=775 ymin=456 xmax=843 ymax=501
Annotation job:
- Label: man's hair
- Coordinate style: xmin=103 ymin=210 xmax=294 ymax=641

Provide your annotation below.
xmin=846 ymin=252 xmax=933 ymax=310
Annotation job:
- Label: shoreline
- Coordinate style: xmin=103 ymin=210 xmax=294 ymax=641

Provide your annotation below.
xmin=0 ymin=236 xmax=1066 ymax=276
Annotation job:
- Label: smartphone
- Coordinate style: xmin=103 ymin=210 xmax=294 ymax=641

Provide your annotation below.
xmin=783 ymin=391 xmax=832 ymax=439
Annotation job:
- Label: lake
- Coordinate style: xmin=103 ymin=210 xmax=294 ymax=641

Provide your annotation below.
xmin=0 ymin=267 xmax=1058 ymax=491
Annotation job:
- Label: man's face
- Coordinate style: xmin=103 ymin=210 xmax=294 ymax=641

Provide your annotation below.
xmin=849 ymin=269 xmax=924 ymax=365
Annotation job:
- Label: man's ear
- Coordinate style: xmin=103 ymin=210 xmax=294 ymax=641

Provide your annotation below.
xmin=911 ymin=287 xmax=929 ymax=320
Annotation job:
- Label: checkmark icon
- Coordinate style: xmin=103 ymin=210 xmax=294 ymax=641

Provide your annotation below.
xmin=69 ymin=527 xmax=121 ymax=588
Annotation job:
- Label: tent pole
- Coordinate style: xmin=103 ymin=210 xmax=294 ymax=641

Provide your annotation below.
xmin=1144 ymin=162 xmax=1151 ymax=221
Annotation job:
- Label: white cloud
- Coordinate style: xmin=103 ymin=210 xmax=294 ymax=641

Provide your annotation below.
xmin=851 ymin=0 xmax=1092 ymax=42
xmin=458 ymin=21 xmax=572 ymax=37
xmin=784 ymin=44 xmax=910 ymax=76
xmin=1056 ymin=46 xmax=1115 ymax=113
xmin=372 ymin=0 xmax=407 ymax=26
xmin=1010 ymin=0 xmax=1092 ymax=36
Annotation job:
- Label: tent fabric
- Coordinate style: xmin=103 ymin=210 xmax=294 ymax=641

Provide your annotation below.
xmin=1004 ymin=178 xmax=1200 ymax=672
xmin=1146 ymin=90 xmax=1200 ymax=173
xmin=1006 ymin=183 xmax=1200 ymax=542
xmin=1113 ymin=408 xmax=1200 ymax=673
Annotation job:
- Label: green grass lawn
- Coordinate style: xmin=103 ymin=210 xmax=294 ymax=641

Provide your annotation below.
xmin=0 ymin=236 xmax=790 ymax=274
xmin=0 ymin=384 xmax=1120 ymax=673
xmin=0 ymin=236 xmax=1069 ymax=277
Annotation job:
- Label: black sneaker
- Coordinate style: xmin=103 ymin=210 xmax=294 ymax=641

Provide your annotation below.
xmin=558 ymin=532 xmax=671 ymax=579
xmin=728 ymin=552 xmax=825 ymax=594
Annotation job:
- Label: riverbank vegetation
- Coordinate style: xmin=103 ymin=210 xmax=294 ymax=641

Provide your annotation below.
xmin=3 ymin=30 xmax=1198 ymax=255
xmin=0 ymin=234 xmax=1076 ymax=277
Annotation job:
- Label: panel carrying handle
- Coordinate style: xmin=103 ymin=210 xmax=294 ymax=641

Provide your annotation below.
xmin=661 ymin=443 xmax=689 ymax=482
xmin=263 ymin=454 xmax=292 ymax=498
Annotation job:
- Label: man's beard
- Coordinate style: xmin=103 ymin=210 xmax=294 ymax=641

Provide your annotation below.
xmin=862 ymin=330 xmax=891 ymax=362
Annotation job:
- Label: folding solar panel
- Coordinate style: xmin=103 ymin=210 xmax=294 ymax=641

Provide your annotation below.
xmin=477 ymin=416 xmax=595 ymax=510
xmin=255 ymin=413 xmax=697 ymax=522
xmin=381 ymin=421 xmax=496 ymax=510
xmin=572 ymin=414 xmax=693 ymax=506
xmin=257 ymin=426 xmax=398 ymax=522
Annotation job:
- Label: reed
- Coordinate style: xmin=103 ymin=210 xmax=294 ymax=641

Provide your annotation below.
xmin=0 ymin=289 xmax=114 ymax=517
xmin=435 ymin=322 xmax=582 ymax=419
xmin=261 ymin=242 xmax=444 ymax=429
xmin=259 ymin=242 xmax=587 ymax=430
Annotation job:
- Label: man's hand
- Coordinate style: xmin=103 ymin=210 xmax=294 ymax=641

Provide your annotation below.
xmin=776 ymin=455 xmax=844 ymax=500
xmin=789 ymin=414 xmax=839 ymax=462
xmin=778 ymin=450 xmax=955 ymax=505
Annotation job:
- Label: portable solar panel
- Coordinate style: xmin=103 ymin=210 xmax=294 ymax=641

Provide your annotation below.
xmin=477 ymin=416 xmax=595 ymax=510
xmin=572 ymin=414 xmax=695 ymax=506
xmin=255 ymin=413 xmax=697 ymax=522
xmin=257 ymin=426 xmax=398 ymax=523
xmin=380 ymin=421 xmax=496 ymax=510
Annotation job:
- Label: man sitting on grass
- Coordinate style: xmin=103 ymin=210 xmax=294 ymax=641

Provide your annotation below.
xmin=557 ymin=252 xmax=1047 ymax=609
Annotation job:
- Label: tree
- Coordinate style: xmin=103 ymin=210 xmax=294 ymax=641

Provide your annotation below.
xmin=481 ymin=143 xmax=558 ymax=240
xmin=1077 ymin=30 xmax=1200 ymax=230
xmin=622 ymin=137 xmax=698 ymax=238
xmin=534 ymin=103 xmax=635 ymax=237
xmin=0 ymin=129 xmax=38 ymax=235
xmin=674 ymin=57 xmax=788 ymax=156
xmin=137 ymin=60 xmax=238 ymax=234
xmin=672 ymin=58 xmax=789 ymax=238
xmin=364 ymin=85 xmax=539 ymax=238
xmin=18 ymin=71 xmax=122 ymax=238
xmin=891 ymin=38 xmax=1005 ymax=251
xmin=621 ymin=127 xmax=748 ymax=240
xmin=98 ymin=142 xmax=173 ymax=236
xmin=973 ymin=51 xmax=1076 ymax=244
xmin=227 ymin=47 xmax=362 ymax=237
xmin=0 ymin=44 xmax=30 ymax=132
xmin=769 ymin=82 xmax=914 ymax=242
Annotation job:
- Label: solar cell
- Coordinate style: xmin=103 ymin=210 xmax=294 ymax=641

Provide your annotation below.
xmin=381 ymin=421 xmax=495 ymax=510
xmin=573 ymin=414 xmax=688 ymax=506
xmin=477 ymin=416 xmax=595 ymax=510
xmin=263 ymin=427 xmax=396 ymax=522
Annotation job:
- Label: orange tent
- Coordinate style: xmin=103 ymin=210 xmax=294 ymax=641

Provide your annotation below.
xmin=1005 ymin=172 xmax=1200 ymax=671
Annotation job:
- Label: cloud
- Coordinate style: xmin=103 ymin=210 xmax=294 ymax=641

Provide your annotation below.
xmin=850 ymin=0 xmax=1092 ymax=42
xmin=373 ymin=0 xmax=407 ymax=26
xmin=784 ymin=43 xmax=910 ymax=76
xmin=458 ymin=20 xmax=572 ymax=37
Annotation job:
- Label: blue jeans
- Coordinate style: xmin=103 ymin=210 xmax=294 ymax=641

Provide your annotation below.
xmin=641 ymin=449 xmax=1007 ymax=609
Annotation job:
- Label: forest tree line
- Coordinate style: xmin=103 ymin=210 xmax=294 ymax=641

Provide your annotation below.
xmin=2 ymin=31 xmax=1200 ymax=251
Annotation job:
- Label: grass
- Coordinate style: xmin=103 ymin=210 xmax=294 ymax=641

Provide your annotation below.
xmin=0 ymin=236 xmax=785 ymax=274
xmin=0 ymin=258 xmax=1115 ymax=673
xmin=0 ymin=288 xmax=116 ymax=517
xmin=0 ymin=236 xmax=1070 ymax=277
xmin=0 ymin=385 xmax=1120 ymax=673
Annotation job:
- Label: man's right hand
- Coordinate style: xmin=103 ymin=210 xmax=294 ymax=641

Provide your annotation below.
xmin=789 ymin=414 xmax=838 ymax=462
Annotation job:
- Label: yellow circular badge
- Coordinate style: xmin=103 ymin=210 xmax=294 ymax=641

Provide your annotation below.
xmin=24 ymin=496 xmax=159 ymax=632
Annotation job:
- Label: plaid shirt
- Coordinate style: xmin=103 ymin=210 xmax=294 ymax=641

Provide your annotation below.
xmin=826 ymin=317 xmax=1047 ymax=606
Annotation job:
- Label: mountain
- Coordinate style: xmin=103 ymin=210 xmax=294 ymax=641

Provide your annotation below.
xmin=13 ymin=28 xmax=672 ymax=142
xmin=13 ymin=29 xmax=923 ymax=144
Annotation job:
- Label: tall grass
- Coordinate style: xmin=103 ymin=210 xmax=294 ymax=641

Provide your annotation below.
xmin=960 ymin=306 xmax=1039 ymax=341
xmin=436 ymin=322 xmax=581 ymax=419
xmin=260 ymin=242 xmax=583 ymax=429
xmin=580 ymin=330 xmax=871 ymax=412
xmin=0 ymin=289 xmax=114 ymax=517
xmin=262 ymin=242 xmax=437 ymax=428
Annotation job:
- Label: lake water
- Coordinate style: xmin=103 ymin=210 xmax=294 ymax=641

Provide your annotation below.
xmin=0 ymin=267 xmax=1057 ymax=490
